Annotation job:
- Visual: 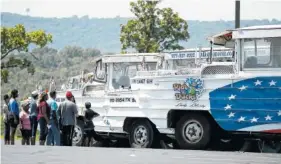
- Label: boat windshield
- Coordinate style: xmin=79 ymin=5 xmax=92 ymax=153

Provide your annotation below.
xmin=111 ymin=62 xmax=157 ymax=89
xmin=243 ymin=37 xmax=281 ymax=69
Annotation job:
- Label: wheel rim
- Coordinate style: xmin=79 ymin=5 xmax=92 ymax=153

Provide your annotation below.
xmin=133 ymin=125 xmax=148 ymax=145
xmin=258 ymin=140 xmax=281 ymax=153
xmin=72 ymin=125 xmax=83 ymax=144
xmin=183 ymin=120 xmax=203 ymax=143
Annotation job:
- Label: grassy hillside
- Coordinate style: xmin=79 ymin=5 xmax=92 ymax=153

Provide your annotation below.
xmin=2 ymin=12 xmax=280 ymax=53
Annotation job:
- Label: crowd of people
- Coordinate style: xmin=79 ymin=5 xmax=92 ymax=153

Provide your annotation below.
xmin=2 ymin=89 xmax=78 ymax=146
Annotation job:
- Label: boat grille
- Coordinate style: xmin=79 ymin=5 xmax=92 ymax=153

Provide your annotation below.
xmin=202 ymin=65 xmax=234 ymax=75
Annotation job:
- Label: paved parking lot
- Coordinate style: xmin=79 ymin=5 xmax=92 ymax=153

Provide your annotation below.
xmin=1 ymin=144 xmax=281 ymax=164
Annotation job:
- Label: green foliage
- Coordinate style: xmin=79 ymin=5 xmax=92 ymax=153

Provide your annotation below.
xmin=1 ymin=46 xmax=101 ymax=99
xmin=1 ymin=24 xmax=52 ymax=83
xmin=1 ymin=70 xmax=9 ymax=83
xmin=1 ymin=57 xmax=35 ymax=83
xmin=120 ymin=0 xmax=189 ymax=53
xmin=1 ymin=24 xmax=52 ymax=58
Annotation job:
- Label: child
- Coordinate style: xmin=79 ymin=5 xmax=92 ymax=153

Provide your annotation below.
xmin=19 ymin=100 xmax=32 ymax=145
xmin=82 ymin=102 xmax=100 ymax=146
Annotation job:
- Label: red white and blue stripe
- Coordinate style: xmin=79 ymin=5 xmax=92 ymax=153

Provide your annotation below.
xmin=209 ymin=76 xmax=281 ymax=133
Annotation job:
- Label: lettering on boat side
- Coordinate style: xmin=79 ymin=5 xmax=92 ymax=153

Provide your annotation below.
xmin=110 ymin=97 xmax=137 ymax=103
xmin=173 ymin=77 xmax=204 ymax=101
xmin=190 ymin=103 xmax=206 ymax=108
xmin=170 ymin=50 xmax=233 ymax=59
xmin=175 ymin=102 xmax=205 ymax=108
xmin=176 ymin=102 xmax=187 ymax=107
xmin=132 ymin=79 xmax=153 ymax=84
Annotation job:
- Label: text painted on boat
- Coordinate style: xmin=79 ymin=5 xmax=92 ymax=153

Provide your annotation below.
xmin=131 ymin=79 xmax=153 ymax=84
xmin=110 ymin=97 xmax=136 ymax=103
xmin=170 ymin=50 xmax=233 ymax=59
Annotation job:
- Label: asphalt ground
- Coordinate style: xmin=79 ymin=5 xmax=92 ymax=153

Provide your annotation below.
xmin=1 ymin=142 xmax=281 ymax=164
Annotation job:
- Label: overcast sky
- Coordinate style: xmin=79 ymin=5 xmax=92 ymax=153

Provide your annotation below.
xmin=2 ymin=0 xmax=281 ymax=20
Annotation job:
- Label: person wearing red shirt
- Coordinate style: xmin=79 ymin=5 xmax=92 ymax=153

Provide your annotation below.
xmin=37 ymin=92 xmax=51 ymax=145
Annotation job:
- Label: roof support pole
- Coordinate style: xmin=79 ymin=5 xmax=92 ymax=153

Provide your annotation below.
xmin=235 ymin=0 xmax=240 ymax=28
xmin=209 ymin=41 xmax=213 ymax=64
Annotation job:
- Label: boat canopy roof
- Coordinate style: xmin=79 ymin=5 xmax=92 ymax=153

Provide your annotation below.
xmin=101 ymin=53 xmax=164 ymax=63
xmin=208 ymin=24 xmax=281 ymax=46
xmin=164 ymin=47 xmax=233 ymax=60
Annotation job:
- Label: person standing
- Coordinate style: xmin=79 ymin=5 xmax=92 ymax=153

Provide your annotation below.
xmin=19 ymin=100 xmax=32 ymax=145
xmin=82 ymin=102 xmax=100 ymax=146
xmin=2 ymin=94 xmax=10 ymax=145
xmin=57 ymin=91 xmax=78 ymax=146
xmin=46 ymin=90 xmax=61 ymax=146
xmin=37 ymin=92 xmax=50 ymax=145
xmin=29 ymin=91 xmax=39 ymax=145
xmin=8 ymin=89 xmax=20 ymax=145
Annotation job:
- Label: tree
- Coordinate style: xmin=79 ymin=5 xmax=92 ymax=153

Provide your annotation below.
xmin=120 ymin=0 xmax=189 ymax=53
xmin=1 ymin=24 xmax=52 ymax=83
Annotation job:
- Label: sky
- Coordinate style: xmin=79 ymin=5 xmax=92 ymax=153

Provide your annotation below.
xmin=1 ymin=0 xmax=281 ymax=21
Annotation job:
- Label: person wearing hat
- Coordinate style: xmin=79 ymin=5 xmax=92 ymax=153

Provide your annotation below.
xmin=57 ymin=91 xmax=78 ymax=146
xmin=8 ymin=89 xmax=20 ymax=145
xmin=19 ymin=100 xmax=32 ymax=145
xmin=37 ymin=92 xmax=51 ymax=145
xmin=29 ymin=90 xmax=39 ymax=145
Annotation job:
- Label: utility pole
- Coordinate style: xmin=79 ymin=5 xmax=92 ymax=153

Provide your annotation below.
xmin=235 ymin=0 xmax=240 ymax=28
